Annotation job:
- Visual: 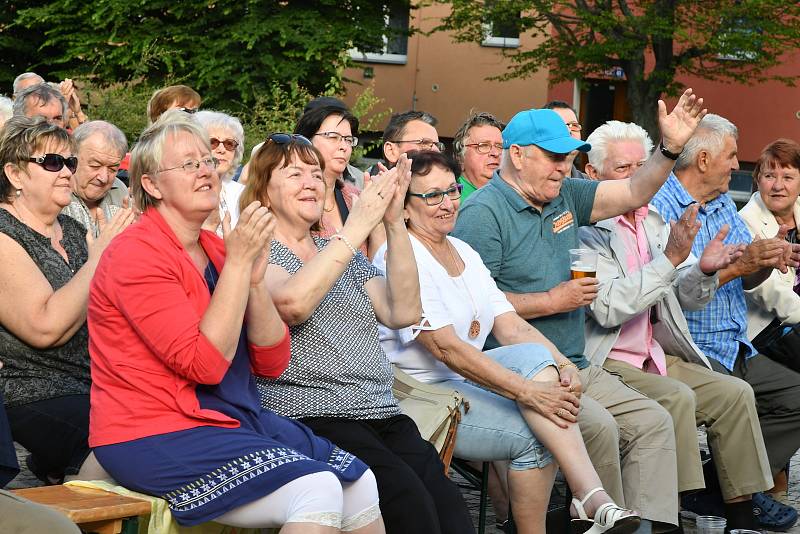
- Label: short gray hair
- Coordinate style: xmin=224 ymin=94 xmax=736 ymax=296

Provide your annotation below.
xmin=194 ymin=110 xmax=244 ymax=180
xmin=12 ymin=83 xmax=67 ymax=121
xmin=453 ymin=111 xmax=505 ymax=163
xmin=73 ymin=120 xmax=128 ymax=159
xmin=586 ymin=120 xmax=654 ymax=175
xmin=674 ymin=114 xmax=738 ymax=171
xmin=12 ymin=72 xmax=44 ymax=97
xmin=130 ymin=109 xmax=211 ymax=211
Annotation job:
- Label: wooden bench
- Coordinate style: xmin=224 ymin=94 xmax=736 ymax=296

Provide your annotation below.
xmin=12 ymin=485 xmax=151 ymax=534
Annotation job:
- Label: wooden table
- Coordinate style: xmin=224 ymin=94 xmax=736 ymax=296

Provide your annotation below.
xmin=12 ymin=485 xmax=152 ymax=534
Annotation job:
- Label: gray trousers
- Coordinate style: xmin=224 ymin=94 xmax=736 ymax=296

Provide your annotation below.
xmin=709 ymin=347 xmax=800 ymax=474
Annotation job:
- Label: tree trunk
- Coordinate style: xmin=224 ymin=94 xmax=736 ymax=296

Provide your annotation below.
xmin=624 ymin=54 xmax=662 ymax=145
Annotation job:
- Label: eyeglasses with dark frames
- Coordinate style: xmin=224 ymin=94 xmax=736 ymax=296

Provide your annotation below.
xmin=268 ymin=133 xmax=313 ymax=146
xmin=407 ymin=183 xmax=463 ymax=206
xmin=465 ymin=142 xmax=504 ymax=154
xmin=27 ymin=154 xmax=78 ymax=174
xmin=314 ymin=131 xmax=359 ymax=147
xmin=157 ymin=156 xmax=218 ymax=174
xmin=390 ymin=138 xmax=445 ymax=152
xmin=210 ymin=137 xmax=239 ymax=152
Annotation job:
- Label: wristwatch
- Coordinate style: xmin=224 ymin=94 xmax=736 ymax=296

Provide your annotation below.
xmin=659 ymin=141 xmax=681 ymax=161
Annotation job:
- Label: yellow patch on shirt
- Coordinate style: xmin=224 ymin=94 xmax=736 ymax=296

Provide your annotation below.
xmin=552 ymin=211 xmax=575 ymax=234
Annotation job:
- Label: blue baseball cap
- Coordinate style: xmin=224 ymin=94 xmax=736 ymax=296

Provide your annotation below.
xmin=502 ymin=109 xmax=591 ymax=153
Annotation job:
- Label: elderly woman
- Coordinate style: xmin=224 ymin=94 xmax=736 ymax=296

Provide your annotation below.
xmin=88 ymin=112 xmax=384 ymax=532
xmin=294 ymin=105 xmax=382 ymax=257
xmin=0 ymin=116 xmax=133 ymax=483
xmin=244 ymin=137 xmax=474 ymax=534
xmin=195 ymin=110 xmax=245 ymax=228
xmin=740 ymin=138 xmax=800 ymax=373
xmin=377 ymin=151 xmax=640 ymax=534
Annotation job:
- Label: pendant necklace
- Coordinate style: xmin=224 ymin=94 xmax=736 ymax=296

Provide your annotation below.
xmin=444 ymin=240 xmax=481 ymax=339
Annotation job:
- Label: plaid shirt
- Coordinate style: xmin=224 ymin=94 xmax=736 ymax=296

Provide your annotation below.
xmin=651 ymin=173 xmax=756 ymax=370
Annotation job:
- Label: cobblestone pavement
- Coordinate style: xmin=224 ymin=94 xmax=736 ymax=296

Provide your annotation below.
xmin=9 ymin=443 xmax=800 ymax=533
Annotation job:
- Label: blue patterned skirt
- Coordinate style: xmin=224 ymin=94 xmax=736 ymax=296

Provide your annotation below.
xmin=94 ymin=411 xmax=366 ymax=526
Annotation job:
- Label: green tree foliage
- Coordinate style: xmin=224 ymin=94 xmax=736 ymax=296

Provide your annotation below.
xmin=11 ymin=0 xmax=410 ymax=110
xmin=439 ymin=0 xmax=800 ymax=138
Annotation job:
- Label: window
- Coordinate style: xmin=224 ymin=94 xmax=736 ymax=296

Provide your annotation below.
xmin=482 ymin=4 xmax=520 ymax=48
xmin=349 ymin=4 xmax=410 ymax=65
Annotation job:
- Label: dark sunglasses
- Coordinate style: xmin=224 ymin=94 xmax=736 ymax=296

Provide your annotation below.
xmin=177 ymin=107 xmax=199 ymax=114
xmin=210 ymin=137 xmax=239 ymax=152
xmin=268 ymin=133 xmax=313 ymax=146
xmin=27 ymin=154 xmax=78 ymax=174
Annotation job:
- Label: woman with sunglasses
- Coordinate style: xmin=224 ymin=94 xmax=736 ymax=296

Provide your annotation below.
xmin=0 ymin=115 xmax=134 ymax=483
xmin=244 ymin=135 xmax=475 ymax=534
xmin=376 ymin=151 xmax=640 ymax=534
xmin=195 ymin=111 xmax=245 ymax=230
xmin=295 ymin=105 xmax=384 ymax=258
xmin=88 ymin=113 xmax=384 ymax=532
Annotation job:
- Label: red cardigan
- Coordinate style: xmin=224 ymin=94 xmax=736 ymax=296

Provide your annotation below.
xmin=88 ymin=208 xmax=290 ymax=447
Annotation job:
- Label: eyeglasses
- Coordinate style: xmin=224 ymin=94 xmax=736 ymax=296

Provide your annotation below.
xmin=177 ymin=107 xmax=199 ymax=114
xmin=465 ymin=142 xmax=503 ymax=154
xmin=566 ymin=122 xmax=582 ymax=131
xmin=27 ymin=154 xmax=78 ymax=174
xmin=210 ymin=137 xmax=239 ymax=152
xmin=268 ymin=133 xmax=313 ymax=146
xmin=158 ymin=157 xmax=218 ymax=174
xmin=314 ymin=131 xmax=358 ymax=147
xmin=391 ymin=138 xmax=445 ymax=152
xmin=407 ymin=183 xmax=463 ymax=206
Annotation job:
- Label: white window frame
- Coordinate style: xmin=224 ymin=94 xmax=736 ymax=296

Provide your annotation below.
xmin=349 ymin=8 xmax=409 ymax=64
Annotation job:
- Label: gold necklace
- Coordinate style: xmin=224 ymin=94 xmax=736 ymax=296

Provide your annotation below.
xmin=416 ymin=232 xmax=481 ymax=339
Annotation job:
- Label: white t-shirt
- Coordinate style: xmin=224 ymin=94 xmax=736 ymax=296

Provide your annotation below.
xmin=374 ymin=235 xmax=515 ymax=383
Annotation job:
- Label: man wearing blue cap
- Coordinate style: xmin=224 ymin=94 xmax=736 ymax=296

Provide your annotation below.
xmin=453 ymin=89 xmax=706 ymax=531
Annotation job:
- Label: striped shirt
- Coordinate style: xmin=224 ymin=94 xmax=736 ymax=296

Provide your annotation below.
xmin=650 ymin=173 xmax=756 ymax=371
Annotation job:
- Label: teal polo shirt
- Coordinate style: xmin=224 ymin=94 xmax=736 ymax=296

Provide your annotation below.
xmin=453 ymin=171 xmax=599 ymax=368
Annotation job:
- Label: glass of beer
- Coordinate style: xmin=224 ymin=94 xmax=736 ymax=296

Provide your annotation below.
xmin=569 ymin=249 xmax=598 ymax=280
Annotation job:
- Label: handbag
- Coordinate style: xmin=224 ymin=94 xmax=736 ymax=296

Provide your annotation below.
xmin=391 ymin=366 xmax=465 ymax=473
xmin=751 ymin=318 xmax=800 ymax=374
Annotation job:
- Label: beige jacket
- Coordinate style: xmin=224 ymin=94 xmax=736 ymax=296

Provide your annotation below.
xmin=738 ymin=192 xmax=800 ymax=339
xmin=580 ymin=207 xmax=719 ymax=369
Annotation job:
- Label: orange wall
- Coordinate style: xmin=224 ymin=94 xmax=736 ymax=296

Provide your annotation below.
xmin=342 ymin=4 xmax=551 ymax=137
xmin=549 ymin=53 xmax=800 ymax=163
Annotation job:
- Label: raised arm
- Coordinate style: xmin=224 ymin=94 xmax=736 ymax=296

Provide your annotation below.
xmin=590 ymin=89 xmax=707 ymax=223
xmin=0 ymin=207 xmax=134 ymax=348
xmin=267 ymin=156 xmax=409 ymax=325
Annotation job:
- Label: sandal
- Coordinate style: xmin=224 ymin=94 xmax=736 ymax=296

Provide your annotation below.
xmin=753 ymin=491 xmax=798 ymax=531
xmin=571 ymin=487 xmax=641 ymax=534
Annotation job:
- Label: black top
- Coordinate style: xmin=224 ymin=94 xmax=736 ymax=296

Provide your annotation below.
xmin=0 ymin=208 xmax=90 ymax=407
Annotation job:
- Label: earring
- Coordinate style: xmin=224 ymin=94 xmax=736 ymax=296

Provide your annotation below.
xmin=15 ymin=189 xmax=21 ymax=197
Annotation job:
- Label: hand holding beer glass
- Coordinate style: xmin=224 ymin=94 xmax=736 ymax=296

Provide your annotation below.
xmin=569 ymin=249 xmax=598 ymax=279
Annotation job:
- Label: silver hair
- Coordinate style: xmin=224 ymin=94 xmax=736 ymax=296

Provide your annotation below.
xmin=12 ymin=83 xmax=68 ymax=121
xmin=12 ymin=72 xmax=44 ymax=96
xmin=72 ymin=120 xmax=128 ymax=159
xmin=130 ymin=109 xmax=211 ymax=211
xmin=674 ymin=114 xmax=738 ymax=171
xmin=585 ymin=120 xmax=654 ymax=175
xmin=0 ymin=96 xmax=13 ymax=123
xmin=452 ymin=111 xmax=505 ymax=163
xmin=194 ymin=110 xmax=245 ymax=180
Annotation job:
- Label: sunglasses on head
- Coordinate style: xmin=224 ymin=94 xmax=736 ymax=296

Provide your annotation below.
xmin=27 ymin=154 xmax=78 ymax=174
xmin=210 ymin=137 xmax=239 ymax=152
xmin=177 ymin=107 xmax=199 ymax=114
xmin=268 ymin=133 xmax=312 ymax=146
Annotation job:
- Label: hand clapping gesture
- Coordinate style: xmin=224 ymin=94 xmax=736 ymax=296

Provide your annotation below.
xmin=223 ymin=201 xmax=276 ymax=287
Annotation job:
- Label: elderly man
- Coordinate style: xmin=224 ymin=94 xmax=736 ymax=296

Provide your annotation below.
xmin=12 ymin=83 xmax=67 ymax=128
xmin=580 ymin=120 xmax=779 ymax=531
xmin=62 ymin=121 xmax=129 ymax=236
xmin=452 ymin=90 xmax=706 ymax=531
xmin=651 ymin=114 xmax=800 ymax=525
xmin=544 ymin=101 xmax=588 ymax=179
xmin=12 ymin=72 xmax=45 ymax=99
xmin=453 ymin=112 xmax=505 ymax=202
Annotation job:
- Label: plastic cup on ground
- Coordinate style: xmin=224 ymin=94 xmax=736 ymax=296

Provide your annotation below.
xmin=696 ymin=515 xmax=727 ymax=534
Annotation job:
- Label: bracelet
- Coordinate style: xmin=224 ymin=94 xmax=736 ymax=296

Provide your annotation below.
xmin=557 ymin=361 xmax=578 ymax=371
xmin=332 ymin=233 xmax=357 ymax=256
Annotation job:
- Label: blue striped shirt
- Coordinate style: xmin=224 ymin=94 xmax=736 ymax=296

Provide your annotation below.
xmin=650 ymin=174 xmax=756 ymax=370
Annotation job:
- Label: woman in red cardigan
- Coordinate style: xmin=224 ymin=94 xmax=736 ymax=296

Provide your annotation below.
xmin=87 ymin=111 xmax=385 ymax=533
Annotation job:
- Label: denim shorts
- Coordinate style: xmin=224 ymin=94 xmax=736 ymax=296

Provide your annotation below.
xmin=440 ymin=343 xmax=556 ymax=470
